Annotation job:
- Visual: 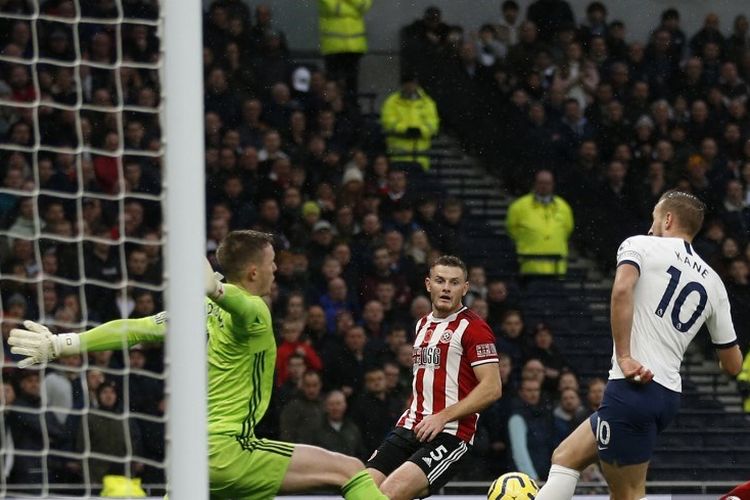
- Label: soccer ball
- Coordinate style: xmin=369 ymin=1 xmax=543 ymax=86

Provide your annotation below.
xmin=487 ymin=472 xmax=539 ymax=500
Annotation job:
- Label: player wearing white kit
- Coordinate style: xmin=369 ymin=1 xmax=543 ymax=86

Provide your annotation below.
xmin=535 ymin=191 xmax=743 ymax=500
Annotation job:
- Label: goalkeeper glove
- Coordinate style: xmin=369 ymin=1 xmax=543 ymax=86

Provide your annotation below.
xmin=8 ymin=320 xmax=81 ymax=368
xmin=204 ymin=258 xmax=225 ymax=299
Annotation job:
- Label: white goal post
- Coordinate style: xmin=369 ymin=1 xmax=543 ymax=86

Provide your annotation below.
xmin=0 ymin=0 xmax=208 ymax=496
xmin=163 ymin=0 xmax=208 ymax=498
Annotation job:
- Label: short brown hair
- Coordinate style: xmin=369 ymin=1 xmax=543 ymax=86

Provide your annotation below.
xmin=429 ymin=255 xmax=468 ymax=280
xmin=216 ymin=230 xmax=274 ymax=282
xmin=657 ymin=190 xmax=705 ymax=237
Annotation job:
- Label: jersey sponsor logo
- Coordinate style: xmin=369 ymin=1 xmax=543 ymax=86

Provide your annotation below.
xmin=439 ymin=329 xmax=453 ymax=344
xmin=413 ymin=346 xmax=441 ymax=367
xmin=475 ymin=343 xmax=497 ymax=358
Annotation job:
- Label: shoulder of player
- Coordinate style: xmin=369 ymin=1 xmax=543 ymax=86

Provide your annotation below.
xmin=457 ymin=309 xmax=493 ymax=333
xmin=620 ymin=234 xmax=652 ymax=249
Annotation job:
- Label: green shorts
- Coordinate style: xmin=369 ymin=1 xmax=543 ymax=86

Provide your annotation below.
xmin=209 ymin=434 xmax=295 ymax=499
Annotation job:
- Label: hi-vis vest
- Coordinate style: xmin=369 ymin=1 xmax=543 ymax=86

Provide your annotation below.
xmin=319 ymin=0 xmax=371 ymax=55
xmin=381 ymin=88 xmax=440 ymax=170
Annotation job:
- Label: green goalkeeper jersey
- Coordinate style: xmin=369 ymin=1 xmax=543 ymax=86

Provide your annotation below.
xmin=206 ymin=283 xmax=275 ymax=442
xmin=77 ymin=283 xmax=275 ymax=442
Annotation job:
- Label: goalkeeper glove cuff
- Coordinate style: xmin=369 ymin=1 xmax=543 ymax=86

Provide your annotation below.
xmin=53 ymin=333 xmax=81 ymax=357
xmin=204 ymin=258 xmax=225 ymax=300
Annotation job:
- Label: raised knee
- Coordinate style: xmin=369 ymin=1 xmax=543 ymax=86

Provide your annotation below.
xmin=550 ymin=445 xmax=566 ymax=466
xmin=337 ymin=453 xmax=365 ymax=478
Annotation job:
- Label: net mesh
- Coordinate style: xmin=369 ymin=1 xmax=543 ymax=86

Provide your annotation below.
xmin=0 ymin=0 xmax=167 ymax=496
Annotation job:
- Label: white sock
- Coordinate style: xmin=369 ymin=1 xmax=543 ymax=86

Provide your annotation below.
xmin=534 ymin=464 xmax=580 ymax=500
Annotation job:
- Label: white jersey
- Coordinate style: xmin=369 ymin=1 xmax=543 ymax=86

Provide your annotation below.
xmin=610 ymin=235 xmax=737 ymax=392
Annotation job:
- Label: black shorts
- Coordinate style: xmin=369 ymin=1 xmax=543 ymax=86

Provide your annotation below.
xmin=366 ymin=426 xmax=470 ymax=495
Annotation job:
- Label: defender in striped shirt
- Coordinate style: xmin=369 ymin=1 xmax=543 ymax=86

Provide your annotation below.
xmin=366 ymin=255 xmax=502 ymax=499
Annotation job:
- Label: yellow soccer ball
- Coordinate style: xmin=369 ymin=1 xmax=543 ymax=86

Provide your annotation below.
xmin=487 ymin=472 xmax=539 ymax=500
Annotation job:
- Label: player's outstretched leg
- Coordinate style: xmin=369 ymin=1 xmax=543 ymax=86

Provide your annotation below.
xmin=280 ymin=444 xmax=388 ymax=499
xmin=600 ymin=461 xmax=648 ymax=500
xmin=535 ymin=418 xmax=598 ymax=500
xmin=379 ymin=462 xmax=429 ymax=500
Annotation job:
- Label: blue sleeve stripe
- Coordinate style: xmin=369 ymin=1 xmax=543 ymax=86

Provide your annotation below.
xmin=617 ymin=260 xmax=641 ymax=274
xmin=713 ymin=339 xmax=738 ymax=349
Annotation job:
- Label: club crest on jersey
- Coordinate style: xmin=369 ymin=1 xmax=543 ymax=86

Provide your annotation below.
xmin=440 ymin=329 xmax=454 ymax=344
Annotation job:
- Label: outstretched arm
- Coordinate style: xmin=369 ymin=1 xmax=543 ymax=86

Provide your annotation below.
xmin=11 ymin=257 xmax=223 ymax=368
xmin=9 ymin=313 xmax=168 ymax=368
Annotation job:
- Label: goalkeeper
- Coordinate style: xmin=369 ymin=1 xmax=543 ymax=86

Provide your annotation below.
xmin=9 ymin=230 xmax=387 ymax=500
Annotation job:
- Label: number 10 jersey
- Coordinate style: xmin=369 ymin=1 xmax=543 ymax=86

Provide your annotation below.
xmin=612 ymin=235 xmax=737 ymax=392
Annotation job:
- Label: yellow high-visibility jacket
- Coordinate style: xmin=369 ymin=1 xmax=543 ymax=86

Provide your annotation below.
xmin=381 ymin=88 xmax=439 ymax=170
xmin=506 ymin=194 xmax=574 ymax=275
xmin=319 ymin=0 xmax=371 ymax=55
xmin=738 ymin=350 xmax=750 ymax=412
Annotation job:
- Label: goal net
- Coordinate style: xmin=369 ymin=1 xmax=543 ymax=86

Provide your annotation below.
xmin=0 ymin=0 xmax=186 ymax=496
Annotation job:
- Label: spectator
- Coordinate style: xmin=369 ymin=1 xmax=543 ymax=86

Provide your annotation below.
xmin=380 ymin=73 xmax=439 ymax=171
xmin=350 ymin=366 xmax=402 ymax=453
xmin=495 ymin=310 xmax=528 ymax=383
xmin=495 ymin=0 xmax=521 ymax=47
xmin=478 ymin=352 xmax=516 ymax=474
xmin=486 ymin=280 xmax=516 ymax=327
xmin=727 ymin=15 xmax=750 ymax=65
xmin=583 ymin=377 xmax=606 ymax=417
xmin=526 ymin=0 xmax=574 ymax=45
xmin=506 ymin=170 xmax=574 ymax=276
xmin=508 ymin=378 xmax=555 ymax=480
xmin=435 ymin=197 xmax=468 ymax=256
xmin=322 ymin=325 xmax=372 ymax=396
xmin=76 ymin=381 xmax=144 ymax=490
xmin=311 ymin=390 xmax=366 ymax=459
xmin=658 ymin=8 xmax=687 ymax=63
xmin=275 ymin=353 xmax=307 ymax=411
xmin=553 ymin=388 xmax=587 ymax=443
xmin=382 ymin=360 xmax=409 ymax=406
xmin=319 ymin=277 xmax=358 ymax=334
xmin=318 ymin=0 xmax=371 ymax=96
xmin=275 ymin=320 xmax=323 ymax=386
xmin=279 ymin=370 xmax=325 ymax=444
xmin=7 ymin=370 xmax=65 ymax=495
xmin=528 ymin=322 xmax=569 ymax=392
xmin=578 ymin=2 xmax=608 ymax=48
xmin=399 ymin=7 xmax=450 ymax=93
xmin=360 ymin=245 xmax=410 ymax=305
xmin=465 ymin=265 xmax=488 ymax=307
xmin=690 ymin=13 xmax=725 ymax=59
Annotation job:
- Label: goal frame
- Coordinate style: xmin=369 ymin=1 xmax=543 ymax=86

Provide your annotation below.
xmin=163 ymin=0 xmax=208 ymax=498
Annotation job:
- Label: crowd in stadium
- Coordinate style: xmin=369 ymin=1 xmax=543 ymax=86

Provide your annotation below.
xmin=0 ymin=0 xmax=749 ymax=493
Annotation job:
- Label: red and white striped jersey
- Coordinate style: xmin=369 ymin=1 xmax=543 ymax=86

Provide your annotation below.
xmin=397 ymin=306 xmax=499 ymax=443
